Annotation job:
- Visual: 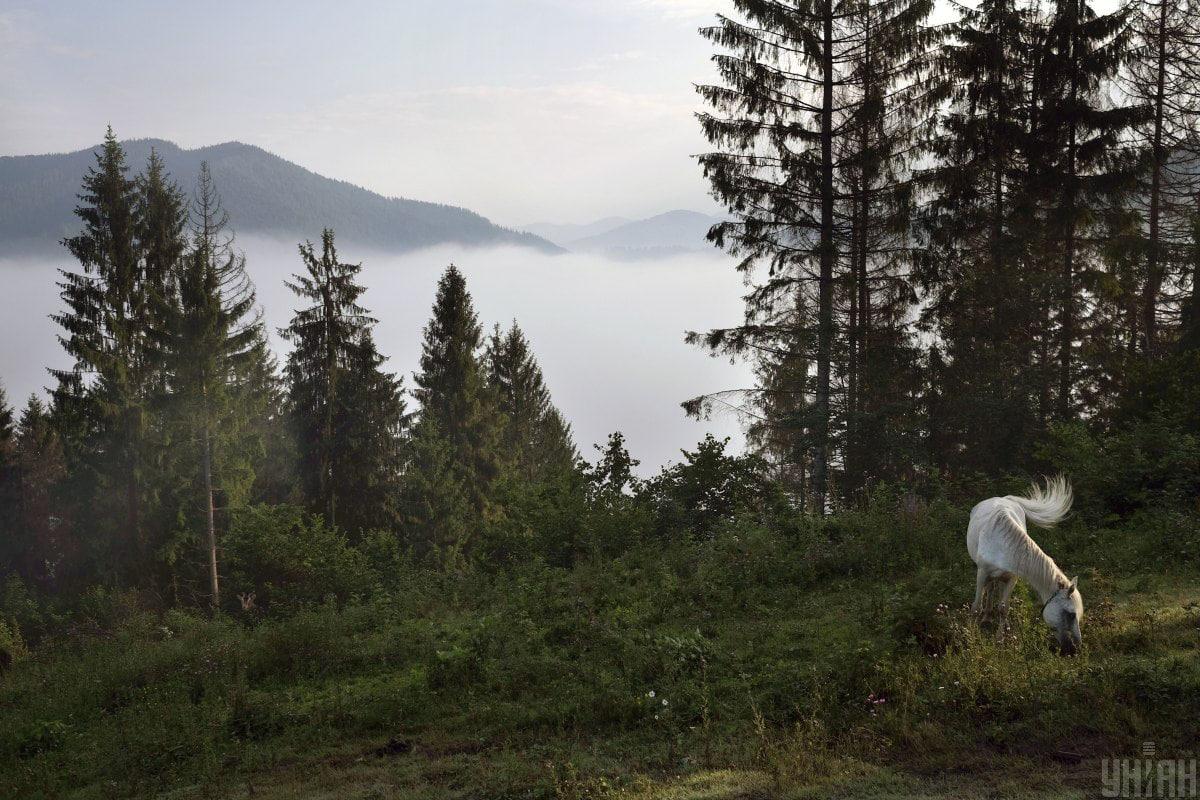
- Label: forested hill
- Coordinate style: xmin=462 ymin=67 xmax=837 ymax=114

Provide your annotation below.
xmin=0 ymin=139 xmax=560 ymax=255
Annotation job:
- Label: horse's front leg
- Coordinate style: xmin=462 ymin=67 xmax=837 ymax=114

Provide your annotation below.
xmin=997 ymin=575 xmax=1018 ymax=618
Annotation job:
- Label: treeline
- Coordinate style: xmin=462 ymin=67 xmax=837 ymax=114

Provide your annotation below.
xmin=0 ymin=129 xmax=615 ymax=610
xmin=691 ymin=0 xmax=1200 ymax=510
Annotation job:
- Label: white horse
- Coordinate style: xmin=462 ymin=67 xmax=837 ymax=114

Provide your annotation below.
xmin=966 ymin=476 xmax=1083 ymax=654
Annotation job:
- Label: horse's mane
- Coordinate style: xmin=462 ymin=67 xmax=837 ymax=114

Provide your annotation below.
xmin=989 ymin=503 xmax=1069 ymax=603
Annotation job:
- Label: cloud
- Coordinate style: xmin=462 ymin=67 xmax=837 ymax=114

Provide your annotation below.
xmin=0 ymin=10 xmax=95 ymax=60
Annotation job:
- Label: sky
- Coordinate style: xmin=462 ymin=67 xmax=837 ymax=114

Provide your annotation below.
xmin=0 ymin=0 xmax=728 ymax=227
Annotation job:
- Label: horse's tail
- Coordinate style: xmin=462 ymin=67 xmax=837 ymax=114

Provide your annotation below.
xmin=1009 ymin=475 xmax=1073 ymax=528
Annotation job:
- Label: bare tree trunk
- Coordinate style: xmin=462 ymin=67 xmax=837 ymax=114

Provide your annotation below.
xmin=1059 ymin=12 xmax=1079 ymax=420
xmin=1143 ymin=0 xmax=1168 ymax=355
xmin=203 ymin=420 xmax=219 ymax=610
xmin=813 ymin=0 xmax=836 ymax=515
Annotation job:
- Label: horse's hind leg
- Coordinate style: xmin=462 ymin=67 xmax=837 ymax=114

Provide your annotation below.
xmin=972 ymin=565 xmax=989 ymax=613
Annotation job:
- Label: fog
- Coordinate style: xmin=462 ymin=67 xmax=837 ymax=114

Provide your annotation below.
xmin=0 ymin=240 xmax=754 ymax=473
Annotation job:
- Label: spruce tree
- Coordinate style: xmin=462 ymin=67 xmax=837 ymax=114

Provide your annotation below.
xmin=916 ymin=0 xmax=1042 ymax=476
xmin=334 ymin=329 xmax=406 ymax=535
xmin=0 ymin=385 xmax=17 ymax=575
xmin=407 ymin=265 xmax=503 ymax=557
xmin=283 ymin=229 xmax=403 ymax=534
xmin=484 ymin=322 xmax=577 ymax=481
xmin=1123 ymin=0 xmax=1200 ymax=353
xmin=691 ymin=0 xmax=933 ymax=508
xmin=13 ymin=397 xmax=69 ymax=590
xmin=160 ymin=164 xmax=263 ymax=607
xmin=1030 ymin=0 xmax=1140 ymax=419
xmin=51 ymin=127 xmax=149 ymax=577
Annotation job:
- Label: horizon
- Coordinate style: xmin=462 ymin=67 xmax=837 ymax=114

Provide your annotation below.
xmin=1 ymin=134 xmax=719 ymax=230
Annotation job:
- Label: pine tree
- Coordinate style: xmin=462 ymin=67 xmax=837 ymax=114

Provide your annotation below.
xmin=0 ymin=385 xmax=17 ymax=575
xmin=484 ymin=322 xmax=577 ymax=481
xmin=282 ymin=229 xmax=403 ymax=535
xmin=1030 ymin=0 xmax=1141 ymax=419
xmin=160 ymin=164 xmax=263 ymax=607
xmin=13 ymin=397 xmax=69 ymax=590
xmin=407 ymin=265 xmax=503 ymax=557
xmin=51 ymin=127 xmax=150 ymax=577
xmin=836 ymin=0 xmax=935 ymax=496
xmin=333 ymin=329 xmax=406 ymax=535
xmin=1123 ymin=0 xmax=1200 ymax=353
xmin=916 ymin=0 xmax=1042 ymax=476
xmin=691 ymin=0 xmax=933 ymax=507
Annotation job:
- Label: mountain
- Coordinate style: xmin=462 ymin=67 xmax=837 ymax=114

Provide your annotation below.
xmin=559 ymin=210 xmax=723 ymax=259
xmin=521 ymin=217 xmax=631 ymax=247
xmin=0 ymin=139 xmax=560 ymax=256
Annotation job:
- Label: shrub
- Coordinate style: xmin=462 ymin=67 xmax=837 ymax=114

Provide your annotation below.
xmin=223 ymin=504 xmax=378 ymax=614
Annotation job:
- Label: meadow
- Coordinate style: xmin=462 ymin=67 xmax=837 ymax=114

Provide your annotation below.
xmin=3 ymin=482 xmax=1197 ymax=799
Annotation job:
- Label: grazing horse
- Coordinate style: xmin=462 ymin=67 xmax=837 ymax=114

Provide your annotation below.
xmin=966 ymin=476 xmax=1083 ymax=654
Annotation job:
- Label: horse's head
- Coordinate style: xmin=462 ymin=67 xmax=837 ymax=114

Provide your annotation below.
xmin=1042 ymin=576 xmax=1083 ymax=655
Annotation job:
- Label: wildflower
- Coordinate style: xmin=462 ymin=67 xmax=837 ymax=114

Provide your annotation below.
xmin=662 ymin=699 xmax=668 ymax=706
xmin=647 ymin=690 xmax=656 ymax=698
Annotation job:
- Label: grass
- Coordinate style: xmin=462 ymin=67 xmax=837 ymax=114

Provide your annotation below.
xmin=2 ymin=504 xmax=1198 ymax=798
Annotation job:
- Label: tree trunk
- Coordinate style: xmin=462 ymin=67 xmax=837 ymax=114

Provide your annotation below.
xmin=203 ymin=421 xmax=219 ymax=610
xmin=1143 ymin=0 xmax=1168 ymax=355
xmin=812 ymin=0 xmax=836 ymax=515
xmin=1058 ymin=13 xmax=1079 ymax=421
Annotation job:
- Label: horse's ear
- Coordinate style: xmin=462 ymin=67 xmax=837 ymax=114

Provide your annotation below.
xmin=1068 ymin=576 xmax=1078 ymax=594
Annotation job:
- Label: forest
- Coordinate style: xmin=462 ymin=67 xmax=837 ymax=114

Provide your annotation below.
xmin=1 ymin=0 xmax=1199 ymax=796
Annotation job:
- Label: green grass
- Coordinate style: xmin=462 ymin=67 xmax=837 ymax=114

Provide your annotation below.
xmin=2 ymin=509 xmax=1199 ymax=798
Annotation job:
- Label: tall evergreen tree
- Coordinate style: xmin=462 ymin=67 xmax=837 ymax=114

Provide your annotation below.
xmin=282 ymin=229 xmax=403 ymax=535
xmin=406 ymin=265 xmax=503 ymax=558
xmin=159 ymin=164 xmax=263 ymax=607
xmin=51 ymin=127 xmax=150 ymax=578
xmin=484 ymin=322 xmax=577 ymax=481
xmin=334 ymin=329 xmax=406 ymax=535
xmin=1123 ymin=0 xmax=1200 ymax=353
xmin=0 ymin=384 xmax=17 ymax=575
xmin=916 ymin=0 xmax=1042 ymax=477
xmin=1030 ymin=0 xmax=1140 ymax=419
xmin=13 ymin=397 xmax=69 ymax=590
xmin=691 ymin=0 xmax=933 ymax=508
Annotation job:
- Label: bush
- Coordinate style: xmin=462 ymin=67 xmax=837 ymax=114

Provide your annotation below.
xmin=223 ymin=504 xmax=378 ymax=614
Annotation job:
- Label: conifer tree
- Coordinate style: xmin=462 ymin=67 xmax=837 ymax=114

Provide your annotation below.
xmin=51 ymin=127 xmax=150 ymax=576
xmin=1124 ymin=0 xmax=1200 ymax=353
xmin=691 ymin=0 xmax=933 ymax=507
xmin=334 ymin=329 xmax=406 ymax=535
xmin=484 ymin=322 xmax=577 ymax=481
xmin=13 ymin=397 xmax=69 ymax=590
xmin=283 ymin=229 xmax=403 ymax=534
xmin=1030 ymin=0 xmax=1140 ymax=419
xmin=0 ymin=385 xmax=17 ymax=574
xmin=916 ymin=0 xmax=1042 ymax=476
xmin=407 ymin=265 xmax=503 ymax=557
xmin=159 ymin=164 xmax=263 ymax=607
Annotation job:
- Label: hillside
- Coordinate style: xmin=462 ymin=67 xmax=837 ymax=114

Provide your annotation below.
xmin=530 ymin=209 xmax=724 ymax=260
xmin=0 ymin=139 xmax=560 ymax=256
xmin=522 ymin=216 xmax=631 ymax=246
xmin=2 ymin=491 xmax=1195 ymax=799
xmin=557 ymin=210 xmax=724 ymax=259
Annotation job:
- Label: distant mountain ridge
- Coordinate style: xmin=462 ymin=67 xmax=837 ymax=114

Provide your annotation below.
xmin=526 ymin=210 xmax=723 ymax=259
xmin=0 ymin=139 xmax=560 ymax=256
xmin=521 ymin=217 xmax=631 ymax=245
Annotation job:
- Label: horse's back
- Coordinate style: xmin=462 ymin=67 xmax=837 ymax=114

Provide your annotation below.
xmin=967 ymin=496 xmax=1027 ymax=573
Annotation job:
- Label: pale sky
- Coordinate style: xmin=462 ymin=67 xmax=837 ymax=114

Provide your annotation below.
xmin=0 ymin=0 xmax=727 ymax=226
